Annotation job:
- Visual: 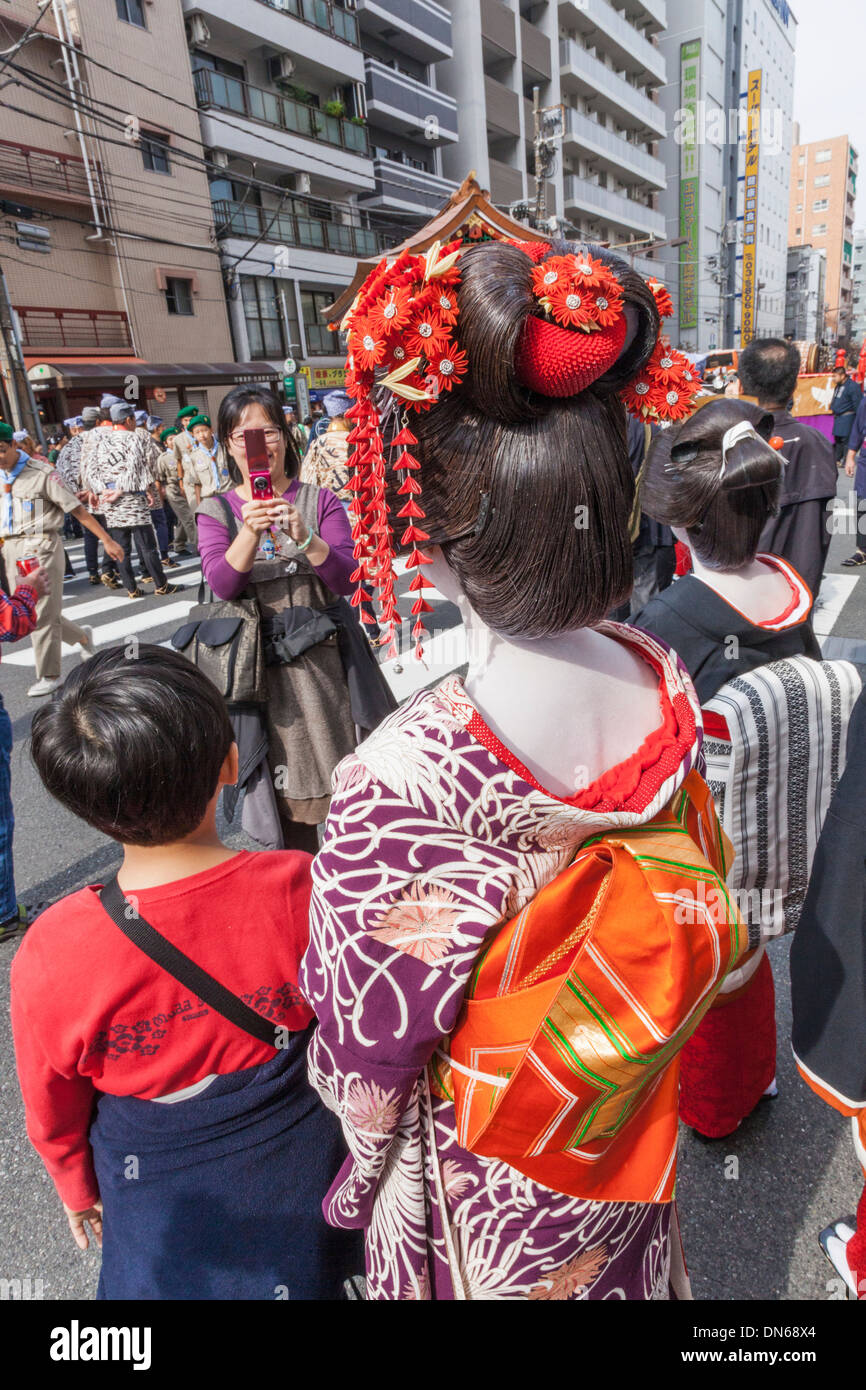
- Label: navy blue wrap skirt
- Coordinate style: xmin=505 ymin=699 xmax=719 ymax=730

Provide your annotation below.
xmin=90 ymin=1026 xmax=362 ymax=1300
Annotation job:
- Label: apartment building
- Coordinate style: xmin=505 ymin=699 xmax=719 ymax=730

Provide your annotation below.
xmin=789 ymin=134 xmax=859 ymax=348
xmin=659 ymin=0 xmax=796 ymax=353
xmin=182 ymin=0 xmax=459 ymax=402
xmin=852 ymin=230 xmax=866 ymax=351
xmin=355 ymin=0 xmax=458 ymax=231
xmin=438 ymin=0 xmax=561 ymax=218
xmin=0 ymin=0 xmax=237 ymax=428
xmin=558 ymin=0 xmax=667 ymax=266
xmin=784 ymin=244 xmax=826 ymax=344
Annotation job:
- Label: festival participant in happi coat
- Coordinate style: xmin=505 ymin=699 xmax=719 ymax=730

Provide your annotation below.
xmin=12 ymin=647 xmax=362 ymax=1299
xmin=300 ymin=390 xmax=353 ymax=504
xmin=633 ymin=398 xmax=823 ymax=1139
xmin=737 ymin=338 xmax=837 ymax=599
xmin=830 ymin=364 xmax=861 ymax=465
xmin=299 ymin=238 xmax=747 ymax=1300
xmin=57 ymin=408 xmax=120 ymax=589
xmin=79 ymin=404 xmax=177 ymax=600
xmin=0 ymin=422 xmax=122 ymax=697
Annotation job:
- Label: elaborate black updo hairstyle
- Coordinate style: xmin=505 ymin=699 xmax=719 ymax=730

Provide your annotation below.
xmin=396 ymin=239 xmax=660 ymax=639
xmin=640 ymin=398 xmax=783 ymax=572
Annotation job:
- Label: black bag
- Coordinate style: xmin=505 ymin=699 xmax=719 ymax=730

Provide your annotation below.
xmin=171 ymin=496 xmax=268 ymax=705
xmin=262 ymin=606 xmax=338 ymax=666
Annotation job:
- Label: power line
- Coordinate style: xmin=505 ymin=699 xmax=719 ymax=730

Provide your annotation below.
xmin=0 ymin=82 xmax=437 ymax=252
xmin=5 ymin=55 xmax=446 ymax=217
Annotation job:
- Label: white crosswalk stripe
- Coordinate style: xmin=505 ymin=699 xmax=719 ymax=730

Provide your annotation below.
xmin=4 ymin=556 xmax=205 ymax=668
xmin=27 ymin=539 xmax=863 ymax=698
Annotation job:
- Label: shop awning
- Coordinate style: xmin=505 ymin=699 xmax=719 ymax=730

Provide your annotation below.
xmin=25 ymin=359 xmax=281 ymax=390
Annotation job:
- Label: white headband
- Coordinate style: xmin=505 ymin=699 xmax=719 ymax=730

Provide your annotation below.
xmin=719 ymin=419 xmax=761 ymax=479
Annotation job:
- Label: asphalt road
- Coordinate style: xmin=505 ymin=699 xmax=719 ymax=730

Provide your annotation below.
xmin=1 ymin=478 xmax=864 ymax=1302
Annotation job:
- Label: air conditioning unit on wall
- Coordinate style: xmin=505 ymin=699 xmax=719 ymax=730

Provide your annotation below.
xmin=185 ymin=14 xmax=211 ymax=47
xmin=266 ymin=54 xmax=296 ymax=87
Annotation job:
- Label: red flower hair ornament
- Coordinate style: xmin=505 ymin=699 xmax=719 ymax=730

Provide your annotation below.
xmin=339 ymin=239 xmax=699 ymax=660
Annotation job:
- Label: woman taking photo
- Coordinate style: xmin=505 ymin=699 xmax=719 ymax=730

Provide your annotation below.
xmin=196 ymin=386 xmax=392 ymax=853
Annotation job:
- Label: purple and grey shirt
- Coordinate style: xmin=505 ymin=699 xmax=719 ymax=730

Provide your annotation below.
xmin=196 ymin=482 xmax=355 ymax=599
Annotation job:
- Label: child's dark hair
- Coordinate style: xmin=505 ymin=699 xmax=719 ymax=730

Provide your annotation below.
xmin=640 ymin=399 xmax=782 ymax=571
xmin=216 ymin=385 xmax=300 ymax=486
xmin=398 ymin=239 xmax=661 ymax=638
xmin=30 ymin=646 xmax=234 ymax=846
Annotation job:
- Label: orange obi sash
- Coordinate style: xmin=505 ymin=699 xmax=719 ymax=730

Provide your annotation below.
xmin=442 ymin=771 xmax=745 ymax=1204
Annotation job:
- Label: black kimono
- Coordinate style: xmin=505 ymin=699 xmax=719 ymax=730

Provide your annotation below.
xmin=632 ymin=559 xmax=821 ymax=704
xmin=757 ymin=411 xmax=837 ymax=600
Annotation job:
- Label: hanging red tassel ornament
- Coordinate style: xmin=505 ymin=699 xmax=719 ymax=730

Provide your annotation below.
xmin=391 ymin=427 xmax=419 ymax=447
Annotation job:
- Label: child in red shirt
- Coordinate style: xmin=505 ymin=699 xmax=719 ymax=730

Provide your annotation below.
xmin=12 ymin=644 xmax=360 ymax=1299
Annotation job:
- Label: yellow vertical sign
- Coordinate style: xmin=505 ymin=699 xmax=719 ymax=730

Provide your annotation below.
xmin=741 ymin=70 xmax=761 ymax=345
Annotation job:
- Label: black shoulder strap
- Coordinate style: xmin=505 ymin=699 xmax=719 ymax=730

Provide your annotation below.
xmin=98 ymin=876 xmax=280 ymax=1049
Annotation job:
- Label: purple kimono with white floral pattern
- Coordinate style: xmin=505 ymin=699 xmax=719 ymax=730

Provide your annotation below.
xmin=300 ymin=625 xmax=703 ymax=1300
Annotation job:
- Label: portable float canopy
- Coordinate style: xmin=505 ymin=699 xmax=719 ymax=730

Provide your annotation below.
xmin=325 ymin=173 xmax=551 ymax=323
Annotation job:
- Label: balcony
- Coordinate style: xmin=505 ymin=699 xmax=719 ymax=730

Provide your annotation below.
xmin=485 ymin=75 xmax=521 ymax=139
xmin=560 ymin=37 xmax=666 ymax=138
xmin=561 ymin=0 xmax=665 ymax=84
xmin=488 ymin=158 xmax=524 ymax=206
xmin=364 ymin=59 xmax=458 ymax=144
xmin=564 ymin=173 xmax=665 ymax=238
xmin=182 ymin=0 xmax=363 ymax=80
xmin=623 ymin=0 xmax=666 ymax=33
xmin=193 ymin=66 xmax=373 ymax=180
xmin=563 ymin=108 xmax=665 ymax=189
xmin=0 ymin=140 xmax=98 ymax=207
xmin=353 ymin=0 xmax=452 ymax=62
xmin=256 ymin=0 xmax=358 ymax=44
xmin=359 ymin=157 xmax=455 ymax=215
xmin=481 ymin=0 xmax=516 ymax=57
xmin=521 ymin=18 xmax=552 ymax=81
xmin=16 ymin=307 xmax=134 ymax=355
xmin=212 ymin=200 xmax=388 ymax=258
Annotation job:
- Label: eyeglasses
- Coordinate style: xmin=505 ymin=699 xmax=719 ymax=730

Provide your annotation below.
xmin=227 ymin=428 xmax=284 ymax=447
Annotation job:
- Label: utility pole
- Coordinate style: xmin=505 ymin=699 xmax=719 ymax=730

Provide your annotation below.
xmin=532 ymin=88 xmax=564 ymax=232
xmin=0 ymin=264 xmax=44 ymax=444
xmin=533 ymin=87 xmax=544 ymax=228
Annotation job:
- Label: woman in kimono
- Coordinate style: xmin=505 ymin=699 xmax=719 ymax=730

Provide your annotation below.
xmin=299 ymin=239 xmax=745 ymax=1300
xmin=633 ymin=400 xmax=821 ymax=1140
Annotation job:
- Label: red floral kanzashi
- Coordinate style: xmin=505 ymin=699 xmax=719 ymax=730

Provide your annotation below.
xmin=648 ymin=278 xmax=674 ymax=318
xmin=368 ymin=286 xmax=414 ymax=337
xmin=348 ymin=315 xmax=388 ymax=372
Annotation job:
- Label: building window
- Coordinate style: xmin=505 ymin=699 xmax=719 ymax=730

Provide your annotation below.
xmin=302 ymin=290 xmax=341 ymax=355
xmin=814 ymin=174 xmax=830 ymax=187
xmin=242 ymin=276 xmax=286 ymax=359
xmin=141 ymin=132 xmax=171 ymax=174
xmin=115 ymin=0 xmax=146 ymax=27
xmin=812 ymin=223 xmax=828 ymax=236
xmin=815 ymin=149 xmax=832 ymax=163
xmin=796 ymin=204 xmax=802 ymax=212
xmin=797 ymin=179 xmax=803 ymax=188
xmin=165 ymin=278 xmax=194 ymax=316
xmin=813 ymin=199 xmax=828 ymax=212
